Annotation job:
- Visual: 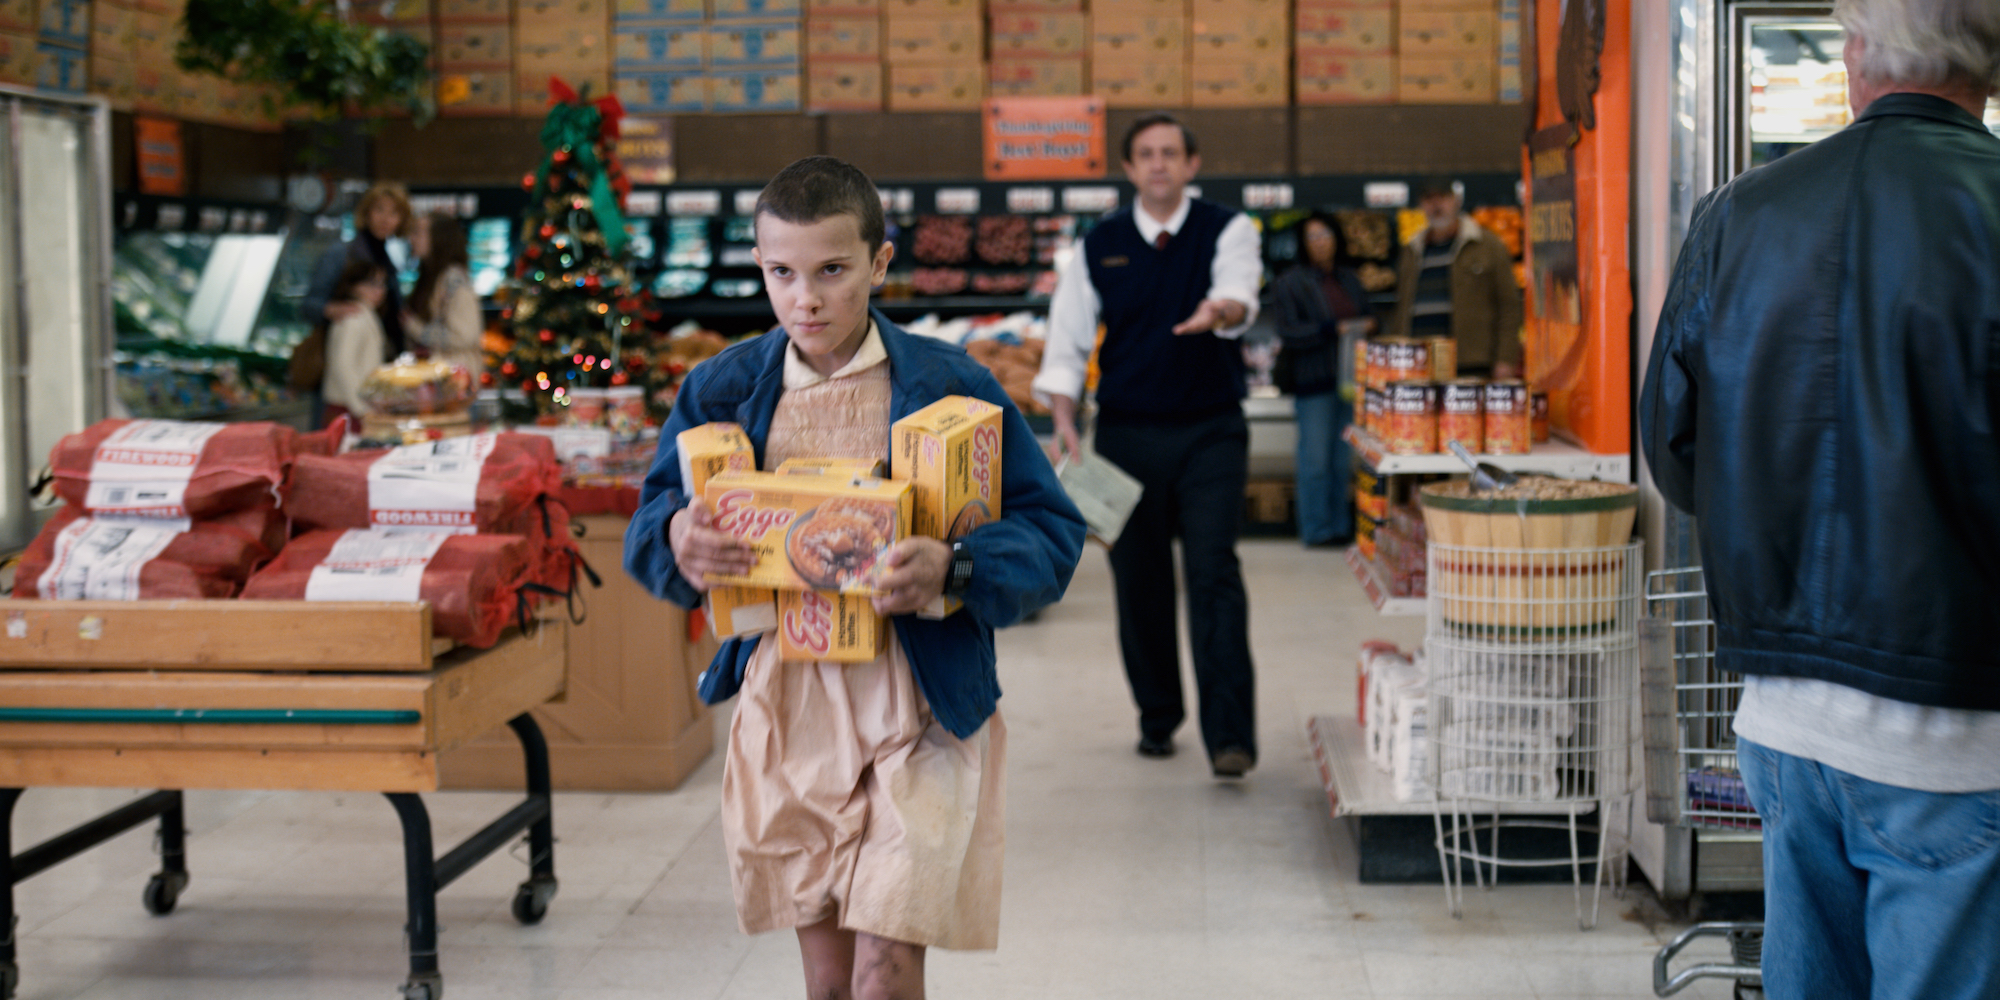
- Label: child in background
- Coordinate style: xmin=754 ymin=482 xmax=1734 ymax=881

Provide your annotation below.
xmin=625 ymin=156 xmax=1086 ymax=999
xmin=319 ymin=258 xmax=390 ymax=430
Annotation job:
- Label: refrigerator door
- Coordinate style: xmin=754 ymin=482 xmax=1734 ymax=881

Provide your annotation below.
xmin=1725 ymin=5 xmax=1844 ymax=179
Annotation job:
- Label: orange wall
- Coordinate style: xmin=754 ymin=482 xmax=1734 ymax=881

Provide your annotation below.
xmin=1524 ymin=0 xmax=1630 ymax=456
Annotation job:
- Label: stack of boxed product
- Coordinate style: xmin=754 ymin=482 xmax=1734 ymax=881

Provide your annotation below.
xmin=805 ymin=0 xmax=883 ymax=110
xmin=516 ymin=0 xmax=612 ymax=113
xmin=679 ymin=394 xmax=1000 ymax=661
xmin=1186 ymin=0 xmax=1287 ymax=108
xmin=1358 ymin=642 xmax=1430 ymax=802
xmin=1089 ymin=0 xmax=1185 ymax=106
xmin=987 ymin=0 xmax=1086 ymax=98
xmin=613 ymin=0 xmax=801 ymax=112
xmin=436 ymin=0 xmax=516 ymax=115
xmin=882 ymin=0 xmax=983 ymax=111
xmin=1295 ymin=0 xmax=1522 ymax=107
xmin=78 ymin=0 xmax=284 ymax=125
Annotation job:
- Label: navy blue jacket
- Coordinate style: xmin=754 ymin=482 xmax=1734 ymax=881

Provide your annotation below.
xmin=624 ymin=311 xmax=1088 ymax=737
xmin=1642 ymin=94 xmax=2000 ymax=710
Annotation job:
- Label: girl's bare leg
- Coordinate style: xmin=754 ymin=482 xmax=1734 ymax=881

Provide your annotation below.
xmin=853 ymin=932 xmax=926 ymax=1000
xmin=797 ymin=917 xmax=857 ymax=1000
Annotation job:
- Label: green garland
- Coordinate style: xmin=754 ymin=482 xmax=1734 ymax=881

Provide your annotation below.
xmin=175 ymin=0 xmax=432 ymax=121
xmin=536 ymin=99 xmax=629 ymax=257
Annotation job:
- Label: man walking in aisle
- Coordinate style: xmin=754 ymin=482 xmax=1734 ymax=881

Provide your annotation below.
xmin=1642 ymin=1 xmax=2000 ymax=996
xmin=1033 ymin=113 xmax=1264 ymax=779
xmin=1389 ymin=178 xmax=1522 ymax=379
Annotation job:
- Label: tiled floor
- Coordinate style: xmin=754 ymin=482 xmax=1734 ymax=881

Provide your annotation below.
xmin=3 ymin=541 xmax=1745 ymax=999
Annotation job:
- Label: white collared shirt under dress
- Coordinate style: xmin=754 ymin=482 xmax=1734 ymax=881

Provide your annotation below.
xmin=722 ymin=320 xmax=1007 ymax=950
xmin=1031 ymin=196 xmax=1266 ymax=407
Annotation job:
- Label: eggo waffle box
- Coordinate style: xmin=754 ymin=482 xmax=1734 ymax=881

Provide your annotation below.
xmin=892 ymin=395 xmax=1004 ymax=619
xmin=776 ymin=456 xmax=889 ymax=477
xmin=776 ymin=588 xmax=890 ymax=662
xmin=704 ymin=471 xmax=914 ymax=594
xmin=676 ymin=423 xmax=775 ymax=638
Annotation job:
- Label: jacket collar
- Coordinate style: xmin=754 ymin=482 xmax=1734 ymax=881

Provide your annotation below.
xmin=733 ymin=308 xmax=939 ymax=431
xmin=1406 ymin=213 xmax=1488 ymax=256
xmin=1856 ymin=92 xmax=1989 ymax=132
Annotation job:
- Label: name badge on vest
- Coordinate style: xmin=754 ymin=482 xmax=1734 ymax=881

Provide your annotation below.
xmin=1099 ymin=255 xmax=1130 ymax=268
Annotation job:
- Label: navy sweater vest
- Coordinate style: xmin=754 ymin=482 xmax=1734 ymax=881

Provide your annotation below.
xmin=1085 ymin=200 xmax=1246 ymax=418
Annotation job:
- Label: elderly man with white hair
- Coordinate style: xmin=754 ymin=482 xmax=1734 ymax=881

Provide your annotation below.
xmin=1642 ymin=0 xmax=2000 ymax=997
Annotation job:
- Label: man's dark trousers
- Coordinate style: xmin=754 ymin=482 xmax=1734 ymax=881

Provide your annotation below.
xmin=1094 ymin=406 xmax=1257 ymax=762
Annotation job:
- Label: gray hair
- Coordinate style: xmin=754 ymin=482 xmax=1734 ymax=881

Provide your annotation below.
xmin=1835 ymin=0 xmax=2000 ymax=90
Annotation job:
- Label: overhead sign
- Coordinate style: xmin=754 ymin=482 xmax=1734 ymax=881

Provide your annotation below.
xmin=617 ymin=117 xmax=676 ymax=186
xmin=982 ymin=97 xmax=1106 ymax=181
xmin=135 ymin=117 xmax=185 ymax=197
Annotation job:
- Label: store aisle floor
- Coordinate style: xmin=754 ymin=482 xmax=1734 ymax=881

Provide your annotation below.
xmin=5 ymin=541 xmax=1737 ymax=1000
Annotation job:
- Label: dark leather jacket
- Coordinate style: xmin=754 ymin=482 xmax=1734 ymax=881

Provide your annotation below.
xmin=1642 ymin=93 xmax=2000 ymax=710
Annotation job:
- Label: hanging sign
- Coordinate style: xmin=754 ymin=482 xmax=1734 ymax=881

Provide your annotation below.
xmin=983 ymin=97 xmax=1106 ymax=181
xmin=617 ymin=117 xmax=676 ymax=186
xmin=135 ymin=117 xmax=185 ymax=197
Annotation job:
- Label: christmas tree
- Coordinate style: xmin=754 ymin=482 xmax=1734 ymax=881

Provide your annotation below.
xmin=497 ymin=79 xmax=646 ymax=421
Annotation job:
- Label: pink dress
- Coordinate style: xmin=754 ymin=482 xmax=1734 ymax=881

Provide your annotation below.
xmin=720 ymin=346 xmax=1006 ymax=950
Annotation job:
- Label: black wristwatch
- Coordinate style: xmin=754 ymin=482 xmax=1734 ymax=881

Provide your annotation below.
xmin=943 ymin=540 xmax=974 ymax=597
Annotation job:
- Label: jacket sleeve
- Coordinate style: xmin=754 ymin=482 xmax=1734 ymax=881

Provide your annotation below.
xmin=955 ymin=364 xmax=1088 ymax=629
xmin=1389 ymin=243 xmax=1417 ymax=339
xmin=1642 ymin=192 xmax=1722 ymax=514
xmin=1271 ymin=268 xmax=1326 ymax=345
xmin=1488 ymin=234 xmax=1525 ymax=365
xmin=622 ymin=367 xmax=722 ymax=610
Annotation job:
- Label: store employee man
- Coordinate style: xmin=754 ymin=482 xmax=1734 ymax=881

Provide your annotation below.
xmin=1033 ymin=113 xmax=1265 ymax=779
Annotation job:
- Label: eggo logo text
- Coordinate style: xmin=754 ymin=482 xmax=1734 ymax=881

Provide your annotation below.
xmin=970 ymin=425 xmax=999 ymax=502
xmin=712 ymin=490 xmax=796 ymax=540
xmin=784 ymin=590 xmax=834 ymax=656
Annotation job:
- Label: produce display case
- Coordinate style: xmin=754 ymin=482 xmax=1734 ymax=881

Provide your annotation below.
xmin=0 ymin=600 xmax=570 ymax=1000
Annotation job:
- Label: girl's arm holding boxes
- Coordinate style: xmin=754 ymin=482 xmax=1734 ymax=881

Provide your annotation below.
xmin=624 ymin=355 xmax=757 ymax=609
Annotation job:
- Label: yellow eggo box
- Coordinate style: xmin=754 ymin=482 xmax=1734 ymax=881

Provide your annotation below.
xmin=776 ymin=588 xmax=890 ymax=662
xmin=892 ymin=395 xmax=1004 ymax=618
xmin=776 ymin=456 xmax=889 ymax=477
xmin=677 ymin=422 xmax=777 ymax=638
xmin=704 ymin=470 xmax=914 ymax=594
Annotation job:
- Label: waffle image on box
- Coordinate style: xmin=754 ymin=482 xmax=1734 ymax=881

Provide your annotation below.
xmin=777 ymin=588 xmax=890 ymax=662
xmin=892 ymin=394 xmax=1003 ymax=618
xmin=704 ymin=471 xmax=913 ymax=594
xmin=677 ymin=423 xmax=777 ymax=638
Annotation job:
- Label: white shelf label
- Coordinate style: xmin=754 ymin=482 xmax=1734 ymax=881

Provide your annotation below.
xmin=734 ymin=190 xmax=761 ymax=215
xmin=878 ymin=188 xmax=915 ymax=214
xmin=667 ymin=190 xmax=723 ymax=216
xmin=1062 ymin=186 xmax=1119 ymax=213
xmin=719 ymin=246 xmax=758 ymax=267
xmin=1006 ymin=187 xmax=1055 ymax=213
xmin=1364 ymin=181 xmax=1411 ymax=208
xmin=625 ymin=190 xmax=663 ymax=217
xmin=198 ymin=207 xmax=228 ymax=232
xmin=1243 ymin=183 xmax=1294 ymax=210
xmin=935 ymin=188 xmax=981 ymax=214
xmin=157 ymin=204 xmax=185 ymax=230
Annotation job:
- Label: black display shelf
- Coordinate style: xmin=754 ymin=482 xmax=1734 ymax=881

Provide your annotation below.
xmin=649 ymin=295 xmax=1049 ymax=321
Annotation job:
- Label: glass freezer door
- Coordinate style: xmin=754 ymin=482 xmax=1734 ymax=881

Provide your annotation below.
xmin=1725 ymin=5 xmax=1846 ymax=178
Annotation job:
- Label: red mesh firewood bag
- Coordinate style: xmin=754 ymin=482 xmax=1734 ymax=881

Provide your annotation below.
xmin=49 ymin=420 xmax=340 ymax=520
xmin=282 ymin=433 xmax=563 ymax=535
xmin=239 ymin=530 xmax=534 ymax=648
xmin=10 ymin=505 xmax=287 ymax=600
xmin=503 ymin=495 xmax=589 ymax=602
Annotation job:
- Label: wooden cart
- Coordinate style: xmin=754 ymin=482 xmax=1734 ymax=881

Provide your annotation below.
xmin=0 ymin=599 xmax=570 ymax=1000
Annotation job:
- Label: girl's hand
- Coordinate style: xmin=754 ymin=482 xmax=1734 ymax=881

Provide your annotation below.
xmin=668 ymin=497 xmax=755 ymax=591
xmin=870 ymin=537 xmax=951 ymax=615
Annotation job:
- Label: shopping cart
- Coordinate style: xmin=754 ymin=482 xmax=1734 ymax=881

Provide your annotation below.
xmin=1642 ymin=568 xmax=1763 ymax=999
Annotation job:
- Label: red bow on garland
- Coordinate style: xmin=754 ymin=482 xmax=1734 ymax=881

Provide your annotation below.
xmin=547 ymin=76 xmax=626 ymax=139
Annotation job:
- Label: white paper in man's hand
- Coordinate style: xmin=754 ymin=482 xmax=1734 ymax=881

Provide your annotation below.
xmin=1056 ymin=452 xmax=1145 ymax=548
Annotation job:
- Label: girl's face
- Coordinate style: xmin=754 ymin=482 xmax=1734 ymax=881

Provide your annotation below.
xmin=354 ymin=273 xmax=387 ymax=309
xmin=753 ymin=212 xmax=894 ymax=378
xmin=1303 ymin=220 xmax=1337 ymax=270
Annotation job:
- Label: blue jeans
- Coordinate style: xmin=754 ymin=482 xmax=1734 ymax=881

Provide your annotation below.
xmin=1738 ymin=738 xmax=2000 ymax=1000
xmin=1292 ymin=390 xmax=1353 ymax=545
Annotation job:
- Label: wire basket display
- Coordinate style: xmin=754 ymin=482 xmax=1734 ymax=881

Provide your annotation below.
xmin=1426 ymin=540 xmax=1644 ymax=930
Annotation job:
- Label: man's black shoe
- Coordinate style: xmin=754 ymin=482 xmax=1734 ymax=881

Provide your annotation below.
xmin=1136 ymin=736 xmax=1175 ymax=758
xmin=1211 ymin=747 xmax=1254 ymax=778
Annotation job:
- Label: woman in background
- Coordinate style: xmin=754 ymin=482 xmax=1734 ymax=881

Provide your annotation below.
xmin=407 ymin=212 xmax=486 ymax=376
xmin=1273 ymin=212 xmax=1371 ymax=547
xmin=320 ymin=259 xmax=390 ymax=430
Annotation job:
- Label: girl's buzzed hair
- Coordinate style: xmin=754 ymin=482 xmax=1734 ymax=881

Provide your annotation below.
xmin=754 ymin=155 xmax=887 ymax=250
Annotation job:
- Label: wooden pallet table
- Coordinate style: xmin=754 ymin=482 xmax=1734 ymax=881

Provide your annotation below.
xmin=0 ymin=599 xmax=570 ymax=1000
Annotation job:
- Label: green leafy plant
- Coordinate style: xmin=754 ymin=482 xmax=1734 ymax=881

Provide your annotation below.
xmin=174 ymin=0 xmax=433 ymax=122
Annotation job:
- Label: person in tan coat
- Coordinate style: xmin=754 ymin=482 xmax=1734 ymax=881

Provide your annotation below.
xmin=1389 ymin=178 xmax=1524 ymax=378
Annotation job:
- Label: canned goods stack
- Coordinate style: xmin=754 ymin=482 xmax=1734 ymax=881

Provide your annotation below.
xmin=1354 ymin=335 xmax=1550 ymax=455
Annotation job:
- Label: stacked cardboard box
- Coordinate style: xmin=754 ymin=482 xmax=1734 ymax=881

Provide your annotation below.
xmin=437 ymin=0 xmax=515 ymax=115
xmin=708 ymin=0 xmax=800 ymax=112
xmin=1187 ymin=0 xmax=1286 ymax=107
xmin=1496 ymin=0 xmax=1518 ymax=102
xmin=882 ymin=0 xmax=982 ymax=111
xmin=1090 ymin=0 xmax=1184 ymax=107
xmin=37 ymin=0 xmax=87 ymax=93
xmin=988 ymin=1 xmax=1085 ymax=98
xmin=613 ymin=0 xmax=706 ymax=111
xmin=517 ymin=0 xmax=610 ymax=113
xmin=805 ymin=0 xmax=881 ymax=110
xmin=614 ymin=0 xmax=799 ymax=113
xmin=1395 ymin=0 xmax=1492 ymax=103
xmin=1294 ymin=2 xmax=1392 ymax=104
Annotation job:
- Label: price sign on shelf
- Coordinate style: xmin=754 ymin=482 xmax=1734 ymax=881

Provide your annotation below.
xmin=935 ymin=188 xmax=981 ymax=214
xmin=667 ymin=190 xmax=722 ymax=216
xmin=1006 ymin=187 xmax=1055 ymax=213
xmin=1364 ymin=181 xmax=1411 ymax=208
xmin=1062 ymin=186 xmax=1119 ymax=213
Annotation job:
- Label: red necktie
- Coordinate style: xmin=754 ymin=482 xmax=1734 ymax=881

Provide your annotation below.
xmin=1154 ymin=230 xmax=1170 ymax=251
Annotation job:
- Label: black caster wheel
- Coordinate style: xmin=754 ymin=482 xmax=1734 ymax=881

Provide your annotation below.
xmin=400 ymin=971 xmax=442 ymax=1000
xmin=142 ymin=871 xmax=189 ymax=916
xmin=511 ymin=876 xmax=557 ymax=925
